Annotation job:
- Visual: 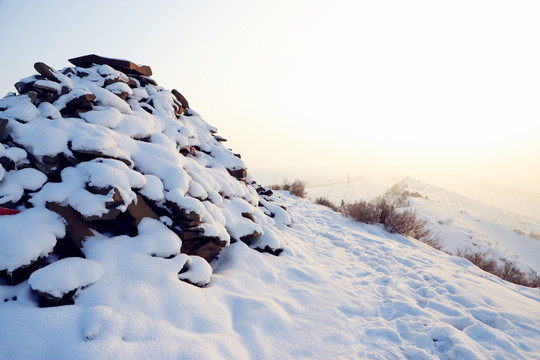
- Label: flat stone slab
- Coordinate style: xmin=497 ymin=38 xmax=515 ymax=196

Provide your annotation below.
xmin=69 ymin=54 xmax=152 ymax=77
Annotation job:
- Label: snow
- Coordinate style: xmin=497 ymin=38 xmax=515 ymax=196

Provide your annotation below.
xmin=178 ymin=255 xmax=213 ymax=287
xmin=79 ymin=107 xmax=123 ymax=128
xmin=0 ymin=208 xmax=65 ymax=272
xmin=384 ymin=179 xmax=540 ymax=276
xmin=1 ymin=60 xmax=539 ymax=358
xmin=0 ymin=168 xmax=47 ymax=205
xmin=304 ymin=175 xmax=540 ymax=279
xmin=2 ymin=192 xmax=540 ymax=359
xmin=28 ymin=257 xmax=104 ymax=299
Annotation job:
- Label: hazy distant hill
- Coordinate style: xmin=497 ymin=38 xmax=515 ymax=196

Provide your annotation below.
xmin=449 ymin=181 xmax=540 ymax=223
xmin=382 ymin=178 xmax=540 ymax=276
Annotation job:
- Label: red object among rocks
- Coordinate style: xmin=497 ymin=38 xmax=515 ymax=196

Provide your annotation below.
xmin=0 ymin=207 xmax=20 ymax=216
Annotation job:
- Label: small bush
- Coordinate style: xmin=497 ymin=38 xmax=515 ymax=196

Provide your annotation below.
xmin=455 ymin=249 xmax=540 ymax=288
xmin=268 ymin=179 xmax=306 ymax=198
xmin=345 ymin=199 xmax=440 ymax=249
xmin=513 ymin=229 xmax=540 ymax=241
xmin=314 ymin=197 xmax=338 ymax=211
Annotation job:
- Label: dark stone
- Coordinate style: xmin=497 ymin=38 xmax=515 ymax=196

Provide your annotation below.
xmin=60 ymin=152 xmax=80 ymax=166
xmin=180 ymin=238 xmax=222 ymax=262
xmin=241 ymin=212 xmax=255 ymax=222
xmin=92 ymin=211 xmax=138 ymax=237
xmin=42 ymin=154 xmax=59 ymax=164
xmin=127 ymin=77 xmax=139 ymax=88
xmin=240 ymin=230 xmax=261 ymax=244
xmin=34 ymin=62 xmax=62 ymax=83
xmin=104 ymin=76 xmax=126 ymax=87
xmin=46 ymin=202 xmax=96 ymax=248
xmin=0 ymin=156 xmax=12 ymax=169
xmin=52 ymin=236 xmax=85 ymax=259
xmin=82 ymin=207 xmax=122 ymax=222
xmin=171 ymin=89 xmax=189 ymax=109
xmin=71 ymin=148 xmax=132 ymax=168
xmin=173 ymin=217 xmax=201 ymax=228
xmin=33 ymin=82 xmax=60 ymax=93
xmin=66 ymin=93 xmax=96 ymax=108
xmin=256 ymin=186 xmax=273 ymax=197
xmin=104 ymin=188 xmax=124 ymax=208
xmin=227 ymin=168 xmax=247 ymax=179
xmin=36 ymin=288 xmax=77 ymax=308
xmin=0 ymin=258 xmax=47 ymax=286
xmin=26 ymin=152 xmax=60 ymax=175
xmin=166 ymin=200 xmax=202 ymax=223
xmin=60 ymin=93 xmax=95 ymax=117
xmin=26 ymin=91 xmax=38 ymax=104
xmin=68 ymin=54 xmax=153 ymax=77
xmin=15 ymin=80 xmax=35 ymax=94
xmin=139 ymin=102 xmax=154 ymax=114
xmin=0 ymin=118 xmax=7 ymax=138
xmin=126 ymin=193 xmax=160 ymax=225
xmin=254 ymin=245 xmax=283 ymax=256
xmin=131 ymin=75 xmax=157 ymax=86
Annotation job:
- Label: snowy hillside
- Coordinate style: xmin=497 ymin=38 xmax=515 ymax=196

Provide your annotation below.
xmin=381 ymin=179 xmax=540 ymax=278
xmin=1 ymin=192 xmax=540 ymax=359
xmin=1 ymin=57 xmax=539 ymax=359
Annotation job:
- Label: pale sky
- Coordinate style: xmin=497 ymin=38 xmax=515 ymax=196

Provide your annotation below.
xmin=1 ymin=0 xmax=539 ymax=193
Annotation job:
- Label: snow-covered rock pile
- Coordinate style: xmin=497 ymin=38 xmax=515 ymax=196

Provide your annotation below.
xmin=0 ymin=54 xmax=290 ymax=305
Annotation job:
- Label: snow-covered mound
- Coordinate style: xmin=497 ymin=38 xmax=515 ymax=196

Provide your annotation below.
xmin=382 ymin=178 xmax=540 ymax=278
xmin=0 ymin=55 xmax=289 ymax=300
xmin=1 ymin=192 xmax=539 ymax=359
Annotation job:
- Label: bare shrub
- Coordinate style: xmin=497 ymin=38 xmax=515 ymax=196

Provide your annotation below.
xmin=346 ymin=200 xmax=380 ymax=224
xmin=268 ymin=179 xmax=306 ymax=198
xmin=455 ymin=249 xmax=540 ymax=288
xmin=345 ymin=199 xmax=440 ymax=249
xmin=314 ymin=197 xmax=338 ymax=211
xmin=513 ymin=229 xmax=540 ymax=241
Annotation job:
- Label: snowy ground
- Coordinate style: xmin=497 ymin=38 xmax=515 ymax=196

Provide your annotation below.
xmin=305 ymin=176 xmax=540 ymax=279
xmin=1 ymin=192 xmax=540 ymax=359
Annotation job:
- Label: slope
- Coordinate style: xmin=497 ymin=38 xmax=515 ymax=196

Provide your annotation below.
xmin=1 ymin=192 xmax=539 ymax=359
xmin=382 ymin=178 xmax=540 ymax=277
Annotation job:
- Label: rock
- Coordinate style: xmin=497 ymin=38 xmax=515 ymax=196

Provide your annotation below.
xmin=25 ymin=91 xmax=38 ymax=104
xmin=171 ymin=89 xmax=190 ymax=109
xmin=0 ymin=118 xmax=7 ymax=137
xmin=71 ymin=148 xmax=132 ymax=168
xmin=240 ymin=230 xmax=261 ymax=244
xmin=60 ymin=93 xmax=96 ymax=117
xmin=68 ymin=54 xmax=153 ymax=77
xmin=126 ymin=193 xmax=160 ymax=225
xmin=166 ymin=200 xmax=202 ymax=223
xmin=15 ymin=80 xmax=36 ymax=94
xmin=33 ymin=62 xmax=63 ymax=83
xmin=180 ymin=238 xmax=222 ymax=262
xmin=255 ymin=245 xmax=284 ymax=256
xmin=28 ymin=257 xmax=104 ymax=306
xmin=46 ymin=202 xmax=96 ymax=248
xmin=228 ymin=168 xmax=247 ymax=179
xmin=130 ymin=75 xmax=157 ymax=86
xmin=82 ymin=207 xmax=122 ymax=222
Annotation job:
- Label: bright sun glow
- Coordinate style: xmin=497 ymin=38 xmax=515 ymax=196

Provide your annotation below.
xmin=0 ymin=0 xmax=539 ymax=192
